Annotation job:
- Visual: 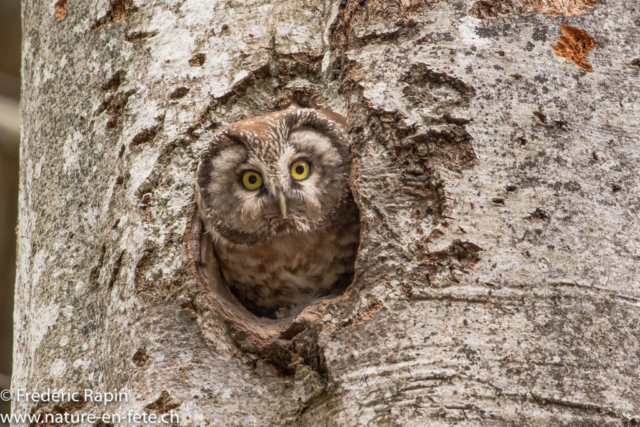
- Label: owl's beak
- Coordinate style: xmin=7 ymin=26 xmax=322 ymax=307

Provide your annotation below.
xmin=278 ymin=190 xmax=287 ymax=218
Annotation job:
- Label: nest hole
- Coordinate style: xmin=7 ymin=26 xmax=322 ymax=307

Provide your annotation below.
xmin=186 ymin=203 xmax=361 ymax=342
xmin=185 ymin=97 xmax=363 ymax=346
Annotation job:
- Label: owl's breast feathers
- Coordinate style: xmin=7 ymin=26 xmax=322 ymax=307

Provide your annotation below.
xmin=213 ymin=208 xmax=360 ymax=317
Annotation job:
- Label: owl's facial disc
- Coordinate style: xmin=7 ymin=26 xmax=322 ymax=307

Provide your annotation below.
xmin=203 ymin=126 xmax=349 ymax=242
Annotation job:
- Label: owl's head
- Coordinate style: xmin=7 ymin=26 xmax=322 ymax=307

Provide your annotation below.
xmin=196 ymin=106 xmax=353 ymax=244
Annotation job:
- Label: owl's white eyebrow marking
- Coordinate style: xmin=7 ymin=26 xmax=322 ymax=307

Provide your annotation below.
xmin=288 ymin=129 xmax=341 ymax=167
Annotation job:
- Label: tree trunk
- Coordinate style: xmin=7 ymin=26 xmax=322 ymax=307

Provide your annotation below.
xmin=15 ymin=0 xmax=640 ymax=425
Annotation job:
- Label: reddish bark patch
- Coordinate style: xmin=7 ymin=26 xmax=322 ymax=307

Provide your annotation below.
xmin=54 ymin=0 xmax=67 ymax=21
xmin=552 ymin=24 xmax=595 ymax=72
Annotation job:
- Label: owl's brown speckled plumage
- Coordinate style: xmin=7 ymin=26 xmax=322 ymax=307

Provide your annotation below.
xmin=195 ymin=106 xmax=360 ymax=318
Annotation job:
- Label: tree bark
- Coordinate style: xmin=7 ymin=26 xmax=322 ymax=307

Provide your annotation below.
xmin=15 ymin=0 xmax=640 ymax=425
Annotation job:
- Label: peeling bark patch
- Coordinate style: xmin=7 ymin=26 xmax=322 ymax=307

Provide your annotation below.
xmin=523 ymin=0 xmax=595 ymax=16
xmin=90 ymin=0 xmax=137 ymax=32
xmin=188 ymin=53 xmax=206 ymax=67
xmin=552 ymin=24 xmax=595 ymax=72
xmin=631 ymin=59 xmax=640 ymax=68
xmin=145 ymin=391 xmax=180 ymax=414
xmin=469 ymin=0 xmax=594 ymax=18
xmin=54 ymin=0 xmax=67 ymax=21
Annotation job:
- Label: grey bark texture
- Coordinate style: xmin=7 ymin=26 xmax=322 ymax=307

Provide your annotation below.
xmin=15 ymin=0 xmax=640 ymax=425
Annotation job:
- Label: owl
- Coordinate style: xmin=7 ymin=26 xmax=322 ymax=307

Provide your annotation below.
xmin=195 ymin=105 xmax=360 ymax=319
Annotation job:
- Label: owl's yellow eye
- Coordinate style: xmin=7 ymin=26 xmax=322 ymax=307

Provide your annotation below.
xmin=291 ymin=160 xmax=310 ymax=181
xmin=242 ymin=171 xmax=262 ymax=190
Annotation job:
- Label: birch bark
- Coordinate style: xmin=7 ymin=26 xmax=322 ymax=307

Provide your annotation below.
xmin=15 ymin=0 xmax=640 ymax=425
